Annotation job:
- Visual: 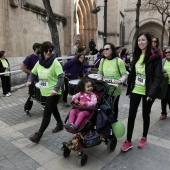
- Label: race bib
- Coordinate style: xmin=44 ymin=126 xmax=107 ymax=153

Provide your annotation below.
xmin=103 ymin=76 xmax=114 ymax=83
xmin=136 ymin=74 xmax=146 ymax=86
xmin=39 ymin=79 xmax=48 ymax=88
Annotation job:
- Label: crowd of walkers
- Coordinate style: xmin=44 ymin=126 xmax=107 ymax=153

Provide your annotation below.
xmin=0 ymin=32 xmax=170 ymax=154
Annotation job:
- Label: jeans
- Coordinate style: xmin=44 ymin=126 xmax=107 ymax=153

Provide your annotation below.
xmin=127 ymin=93 xmax=154 ymax=142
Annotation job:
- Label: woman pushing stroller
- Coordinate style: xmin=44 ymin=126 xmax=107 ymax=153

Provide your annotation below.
xmin=65 ymin=77 xmax=97 ymax=131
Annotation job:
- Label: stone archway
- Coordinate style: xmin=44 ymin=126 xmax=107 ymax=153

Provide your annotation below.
xmin=76 ymin=0 xmax=97 ymax=48
xmin=128 ymin=20 xmax=168 ymax=50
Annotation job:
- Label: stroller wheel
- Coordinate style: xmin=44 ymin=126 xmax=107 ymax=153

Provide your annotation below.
xmin=107 ymin=137 xmax=117 ymax=152
xmin=78 ymin=154 xmax=88 ymax=166
xmin=63 ymin=147 xmax=71 ymax=158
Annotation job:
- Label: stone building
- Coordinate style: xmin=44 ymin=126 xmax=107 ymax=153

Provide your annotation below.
xmin=0 ymin=0 xmax=169 ymax=85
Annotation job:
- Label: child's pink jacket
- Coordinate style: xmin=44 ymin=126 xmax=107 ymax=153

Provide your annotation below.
xmin=72 ymin=92 xmax=97 ymax=106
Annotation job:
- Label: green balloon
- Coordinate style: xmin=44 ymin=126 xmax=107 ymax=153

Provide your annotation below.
xmin=111 ymin=120 xmax=125 ymax=138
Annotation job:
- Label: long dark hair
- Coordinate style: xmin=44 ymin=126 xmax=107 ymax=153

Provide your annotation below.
xmin=104 ymin=43 xmax=117 ymax=59
xmin=133 ymin=32 xmax=152 ymax=65
xmin=120 ymin=48 xmax=127 ymax=58
xmin=152 ymin=37 xmax=159 ymax=48
xmin=73 ymin=53 xmax=85 ymax=63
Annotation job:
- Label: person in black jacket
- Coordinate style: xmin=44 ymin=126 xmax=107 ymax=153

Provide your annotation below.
xmin=120 ymin=32 xmax=162 ymax=152
xmin=0 ymin=51 xmax=11 ymax=97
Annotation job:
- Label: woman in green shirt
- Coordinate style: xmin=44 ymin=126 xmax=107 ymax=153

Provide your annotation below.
xmin=27 ymin=41 xmax=64 ymax=143
xmin=160 ymin=47 xmax=170 ymax=120
xmin=121 ymin=32 xmax=162 ymax=152
xmin=0 ymin=51 xmax=11 ymax=97
xmin=97 ymin=43 xmax=127 ymax=121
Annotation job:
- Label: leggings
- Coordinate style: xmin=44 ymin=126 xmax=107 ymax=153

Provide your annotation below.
xmin=127 ymin=93 xmax=154 ymax=142
xmin=1 ymin=76 xmax=11 ymax=95
xmin=112 ymin=95 xmax=120 ymax=121
xmin=68 ymin=108 xmax=91 ymax=126
xmin=62 ymin=77 xmax=69 ymax=102
xmin=38 ymin=95 xmax=62 ymax=134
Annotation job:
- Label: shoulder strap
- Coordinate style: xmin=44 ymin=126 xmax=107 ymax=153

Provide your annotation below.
xmin=116 ymin=57 xmax=121 ymax=77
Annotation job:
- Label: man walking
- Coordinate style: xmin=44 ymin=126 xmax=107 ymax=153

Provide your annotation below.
xmin=20 ymin=43 xmax=41 ymax=117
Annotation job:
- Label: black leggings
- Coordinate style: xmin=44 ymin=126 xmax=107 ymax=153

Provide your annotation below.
xmin=38 ymin=95 xmax=62 ymax=133
xmin=112 ymin=95 xmax=120 ymax=121
xmin=62 ymin=77 xmax=69 ymax=102
xmin=127 ymin=93 xmax=154 ymax=142
xmin=161 ymin=85 xmax=170 ymax=115
xmin=1 ymin=76 xmax=11 ymax=95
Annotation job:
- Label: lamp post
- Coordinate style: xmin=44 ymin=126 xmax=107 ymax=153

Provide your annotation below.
xmin=91 ymin=0 xmax=108 ymax=45
xmin=104 ymin=0 xmax=108 ymax=44
xmin=168 ymin=20 xmax=170 ymax=46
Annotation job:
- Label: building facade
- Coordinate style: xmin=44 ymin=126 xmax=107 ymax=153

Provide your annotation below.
xmin=0 ymin=0 xmax=169 ymax=84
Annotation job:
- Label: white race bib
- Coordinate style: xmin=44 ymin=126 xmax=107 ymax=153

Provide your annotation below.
xmin=136 ymin=74 xmax=146 ymax=86
xmin=39 ymin=79 xmax=48 ymax=88
xmin=103 ymin=76 xmax=114 ymax=83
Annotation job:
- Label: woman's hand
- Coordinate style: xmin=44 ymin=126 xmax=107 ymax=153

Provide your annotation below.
xmin=146 ymin=97 xmax=152 ymax=101
xmin=26 ymin=82 xmax=31 ymax=87
xmin=50 ymin=90 xmax=57 ymax=96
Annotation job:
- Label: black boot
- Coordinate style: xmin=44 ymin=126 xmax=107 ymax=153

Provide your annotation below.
xmin=28 ymin=132 xmax=43 ymax=144
xmin=52 ymin=121 xmax=63 ymax=133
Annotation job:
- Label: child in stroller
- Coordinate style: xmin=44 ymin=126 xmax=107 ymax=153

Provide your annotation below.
xmin=65 ymin=77 xmax=97 ymax=131
xmin=61 ymin=79 xmax=118 ymax=166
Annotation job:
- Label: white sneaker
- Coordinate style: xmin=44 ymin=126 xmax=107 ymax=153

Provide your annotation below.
xmin=8 ymin=92 xmax=11 ymax=96
xmin=4 ymin=94 xmax=10 ymax=97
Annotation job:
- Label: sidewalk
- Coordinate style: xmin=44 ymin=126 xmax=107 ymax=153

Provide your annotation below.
xmin=0 ymin=86 xmax=170 ymax=170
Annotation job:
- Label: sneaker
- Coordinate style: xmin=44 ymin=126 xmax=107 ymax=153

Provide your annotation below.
xmin=8 ymin=92 xmax=11 ymax=96
xmin=120 ymin=140 xmax=133 ymax=152
xmin=69 ymin=123 xmax=77 ymax=131
xmin=64 ymin=122 xmax=72 ymax=128
xmin=4 ymin=94 xmax=10 ymax=97
xmin=63 ymin=102 xmax=70 ymax=107
xmin=24 ymin=110 xmax=32 ymax=117
xmin=138 ymin=137 xmax=147 ymax=149
xmin=52 ymin=122 xmax=63 ymax=133
xmin=160 ymin=115 xmax=167 ymax=120
xmin=28 ymin=132 xmax=43 ymax=144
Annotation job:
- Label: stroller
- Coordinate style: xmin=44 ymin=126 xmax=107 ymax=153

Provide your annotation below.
xmin=61 ymin=80 xmax=118 ymax=166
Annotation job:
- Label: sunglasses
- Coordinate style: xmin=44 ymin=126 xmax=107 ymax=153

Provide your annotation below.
xmin=44 ymin=49 xmax=52 ymax=53
xmin=152 ymin=41 xmax=157 ymax=43
xmin=165 ymin=51 xmax=170 ymax=54
xmin=103 ymin=48 xmax=110 ymax=51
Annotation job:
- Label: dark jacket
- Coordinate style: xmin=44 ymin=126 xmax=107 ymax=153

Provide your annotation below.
xmin=63 ymin=59 xmax=84 ymax=79
xmin=127 ymin=50 xmax=162 ymax=99
xmin=0 ymin=58 xmax=10 ymax=76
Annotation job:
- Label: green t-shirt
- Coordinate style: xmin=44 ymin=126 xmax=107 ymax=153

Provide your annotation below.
xmin=164 ymin=60 xmax=170 ymax=84
xmin=98 ymin=57 xmax=126 ymax=95
xmin=132 ymin=54 xmax=146 ymax=95
xmin=1 ymin=59 xmax=10 ymax=76
xmin=32 ymin=59 xmax=63 ymax=96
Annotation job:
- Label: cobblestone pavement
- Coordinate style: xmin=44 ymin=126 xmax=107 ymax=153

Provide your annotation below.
xmin=0 ymin=86 xmax=170 ymax=170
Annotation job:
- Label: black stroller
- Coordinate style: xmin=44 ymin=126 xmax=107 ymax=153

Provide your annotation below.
xmin=61 ymin=80 xmax=118 ymax=166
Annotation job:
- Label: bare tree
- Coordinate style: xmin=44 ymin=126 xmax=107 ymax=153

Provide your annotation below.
xmin=135 ymin=0 xmax=142 ymax=40
xmin=148 ymin=0 xmax=170 ymax=49
xmin=42 ymin=0 xmax=60 ymax=56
